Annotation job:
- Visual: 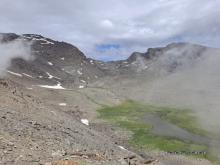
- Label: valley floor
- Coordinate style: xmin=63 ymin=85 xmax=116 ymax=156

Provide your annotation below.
xmin=0 ymin=79 xmax=218 ymax=165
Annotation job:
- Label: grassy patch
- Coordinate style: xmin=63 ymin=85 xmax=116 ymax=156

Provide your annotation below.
xmin=158 ymin=108 xmax=209 ymax=136
xmin=98 ymin=100 xmax=208 ymax=136
xmin=98 ymin=100 xmax=210 ymax=159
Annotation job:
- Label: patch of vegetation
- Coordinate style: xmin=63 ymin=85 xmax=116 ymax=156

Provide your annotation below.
xmin=99 ymin=100 xmax=208 ymax=136
xmin=157 ymin=108 xmax=209 ymax=136
xmin=97 ymin=100 xmax=211 ymax=159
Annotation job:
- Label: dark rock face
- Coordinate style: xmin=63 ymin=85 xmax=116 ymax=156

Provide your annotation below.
xmin=0 ymin=33 xmax=20 ymax=42
xmin=106 ymin=42 xmax=210 ymax=75
xmin=1 ymin=33 xmax=215 ymax=87
xmin=2 ymin=33 xmax=106 ymax=88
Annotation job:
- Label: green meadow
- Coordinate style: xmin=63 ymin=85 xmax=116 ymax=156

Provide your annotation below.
xmin=98 ymin=100 xmax=218 ymax=162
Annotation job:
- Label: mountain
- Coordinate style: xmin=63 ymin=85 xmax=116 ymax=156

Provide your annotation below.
xmin=2 ymin=33 xmax=106 ymax=89
xmin=1 ymin=33 xmax=212 ymax=88
xmin=0 ymin=33 xmax=219 ymax=165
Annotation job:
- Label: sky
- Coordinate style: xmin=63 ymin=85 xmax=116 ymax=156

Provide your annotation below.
xmin=0 ymin=0 xmax=219 ymax=61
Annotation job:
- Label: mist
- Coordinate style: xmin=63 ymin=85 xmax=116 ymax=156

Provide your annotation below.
xmin=144 ymin=46 xmax=219 ymax=133
xmin=0 ymin=36 xmax=32 ymax=76
xmin=123 ymin=45 xmax=220 ymax=158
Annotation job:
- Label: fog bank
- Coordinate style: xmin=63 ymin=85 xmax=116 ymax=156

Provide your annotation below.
xmin=0 ymin=36 xmax=32 ymax=76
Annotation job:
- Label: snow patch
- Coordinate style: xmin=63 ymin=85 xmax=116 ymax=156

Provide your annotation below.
xmin=41 ymin=41 xmax=54 ymax=45
xmin=22 ymin=36 xmax=32 ymax=39
xmin=37 ymin=82 xmax=65 ymax=90
xmin=144 ymin=66 xmax=149 ymax=69
xmin=77 ymin=70 xmax=83 ymax=75
xmin=23 ymin=73 xmax=34 ymax=78
xmin=50 ymin=111 xmax=57 ymax=116
xmin=81 ymin=119 xmax=89 ymax=126
xmin=80 ymin=80 xmax=86 ymax=83
xmin=26 ymin=87 xmax=33 ymax=90
xmin=46 ymin=72 xmax=61 ymax=80
xmin=28 ymin=36 xmax=54 ymax=45
xmin=46 ymin=72 xmax=53 ymax=79
xmin=118 ymin=146 xmax=127 ymax=151
xmin=79 ymin=85 xmax=85 ymax=89
xmin=48 ymin=62 xmax=53 ymax=66
xmin=59 ymin=103 xmax=67 ymax=106
xmin=131 ymin=61 xmax=137 ymax=65
xmin=61 ymin=57 xmax=65 ymax=60
xmin=7 ymin=70 xmax=22 ymax=77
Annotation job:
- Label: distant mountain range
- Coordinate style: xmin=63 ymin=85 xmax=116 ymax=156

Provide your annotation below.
xmin=1 ymin=33 xmax=215 ymax=89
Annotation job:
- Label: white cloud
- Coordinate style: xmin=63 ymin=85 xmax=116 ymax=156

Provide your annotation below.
xmin=0 ymin=0 xmax=219 ymax=60
xmin=0 ymin=37 xmax=33 ymax=75
xmin=100 ymin=19 xmax=114 ymax=29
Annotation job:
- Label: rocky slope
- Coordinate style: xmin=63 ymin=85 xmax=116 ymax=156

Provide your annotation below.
xmin=2 ymin=33 xmax=105 ymax=89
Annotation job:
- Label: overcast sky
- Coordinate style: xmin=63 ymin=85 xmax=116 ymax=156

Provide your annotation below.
xmin=0 ymin=0 xmax=219 ymax=60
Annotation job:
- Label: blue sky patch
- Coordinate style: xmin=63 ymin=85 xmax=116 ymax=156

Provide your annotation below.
xmin=96 ymin=44 xmax=120 ymax=52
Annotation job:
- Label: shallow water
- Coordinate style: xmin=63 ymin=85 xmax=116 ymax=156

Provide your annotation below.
xmin=144 ymin=113 xmax=211 ymax=145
